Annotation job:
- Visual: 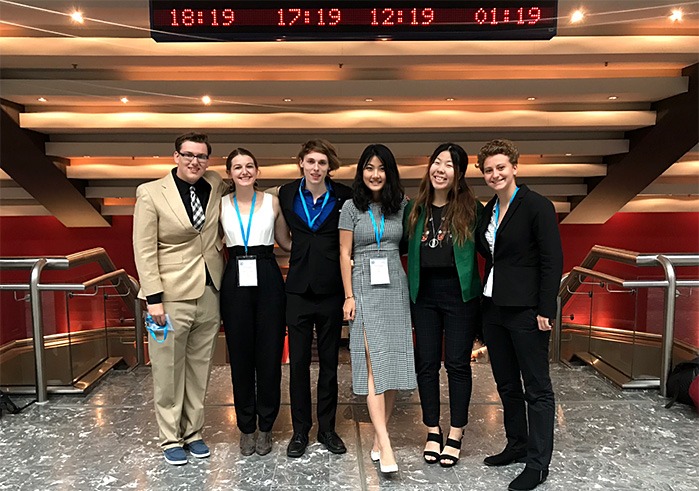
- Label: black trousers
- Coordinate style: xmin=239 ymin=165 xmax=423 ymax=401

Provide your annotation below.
xmin=411 ymin=268 xmax=480 ymax=428
xmin=286 ymin=291 xmax=344 ymax=435
xmin=220 ymin=246 xmax=286 ymax=434
xmin=483 ymin=298 xmax=555 ymax=471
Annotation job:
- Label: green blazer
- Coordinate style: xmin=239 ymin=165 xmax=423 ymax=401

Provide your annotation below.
xmin=403 ymin=199 xmax=483 ymax=303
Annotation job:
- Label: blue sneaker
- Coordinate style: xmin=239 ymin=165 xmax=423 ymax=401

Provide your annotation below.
xmin=163 ymin=447 xmax=187 ymax=465
xmin=185 ymin=439 xmax=210 ymax=458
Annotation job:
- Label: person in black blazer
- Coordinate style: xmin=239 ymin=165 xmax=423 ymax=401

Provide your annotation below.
xmin=475 ymin=139 xmax=563 ymax=491
xmin=278 ymin=139 xmax=353 ymax=458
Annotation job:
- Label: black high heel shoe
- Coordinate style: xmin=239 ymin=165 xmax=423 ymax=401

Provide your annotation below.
xmin=423 ymin=429 xmax=443 ymax=464
xmin=439 ymin=434 xmax=463 ymax=468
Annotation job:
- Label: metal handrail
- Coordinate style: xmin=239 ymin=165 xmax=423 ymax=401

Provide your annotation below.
xmin=0 ymin=249 xmax=144 ymax=403
xmin=556 ymin=246 xmax=698 ymax=398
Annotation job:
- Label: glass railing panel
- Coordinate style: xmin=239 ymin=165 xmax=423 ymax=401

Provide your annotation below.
xmin=588 ymin=284 xmax=638 ymax=378
xmin=673 ymin=284 xmax=698 ymax=350
xmin=0 ymin=290 xmax=34 ymax=386
xmin=66 ymin=291 xmax=108 ymax=382
xmin=104 ymin=293 xmax=137 ymax=365
xmin=559 ymin=282 xmax=593 ymax=362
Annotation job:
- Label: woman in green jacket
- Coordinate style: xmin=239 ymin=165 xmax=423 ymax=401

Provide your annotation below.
xmin=404 ymin=142 xmax=483 ymax=468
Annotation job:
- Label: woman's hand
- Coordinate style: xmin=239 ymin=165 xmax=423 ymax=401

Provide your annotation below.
xmin=343 ymin=297 xmax=356 ymax=321
xmin=537 ymin=315 xmax=552 ymax=331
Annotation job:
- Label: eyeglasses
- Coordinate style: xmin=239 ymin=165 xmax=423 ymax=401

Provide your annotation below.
xmin=177 ymin=151 xmax=209 ymax=163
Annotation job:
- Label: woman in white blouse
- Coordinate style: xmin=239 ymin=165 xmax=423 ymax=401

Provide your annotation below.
xmin=220 ymin=148 xmax=291 ymax=457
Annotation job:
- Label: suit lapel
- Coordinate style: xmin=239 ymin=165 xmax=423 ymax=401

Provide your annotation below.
xmin=495 ymin=186 xmax=525 ymax=236
xmin=160 ymin=173 xmax=192 ymax=230
xmin=202 ymin=172 xmax=218 ymax=219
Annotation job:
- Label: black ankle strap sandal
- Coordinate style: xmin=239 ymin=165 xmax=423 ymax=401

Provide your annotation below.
xmin=423 ymin=430 xmax=443 ymax=464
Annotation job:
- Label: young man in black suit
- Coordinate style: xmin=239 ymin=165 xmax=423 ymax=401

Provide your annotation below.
xmin=278 ymin=139 xmax=353 ymax=458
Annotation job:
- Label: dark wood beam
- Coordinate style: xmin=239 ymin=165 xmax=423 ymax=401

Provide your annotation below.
xmin=0 ymin=107 xmax=110 ymax=227
xmin=563 ymin=63 xmax=698 ymax=224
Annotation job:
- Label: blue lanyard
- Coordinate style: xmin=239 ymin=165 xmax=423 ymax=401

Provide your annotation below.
xmin=233 ymin=192 xmax=256 ymax=254
xmin=493 ymin=186 xmax=519 ymax=243
xmin=299 ymin=178 xmax=330 ymax=229
xmin=368 ymin=207 xmax=385 ymax=250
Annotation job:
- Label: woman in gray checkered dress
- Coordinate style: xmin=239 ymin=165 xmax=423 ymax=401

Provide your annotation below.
xmin=339 ymin=144 xmax=416 ymax=474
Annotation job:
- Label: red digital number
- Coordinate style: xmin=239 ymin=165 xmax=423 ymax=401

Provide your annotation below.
xmin=528 ymin=7 xmax=541 ymax=25
xmin=182 ymin=8 xmax=194 ymax=26
xmin=279 ymin=9 xmax=340 ymax=27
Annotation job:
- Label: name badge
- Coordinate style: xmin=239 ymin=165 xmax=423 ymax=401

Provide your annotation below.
xmin=237 ymin=256 xmax=258 ymax=287
xmin=370 ymin=257 xmax=390 ymax=285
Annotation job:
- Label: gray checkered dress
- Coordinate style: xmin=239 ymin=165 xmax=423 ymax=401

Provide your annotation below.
xmin=339 ymin=199 xmax=417 ymax=396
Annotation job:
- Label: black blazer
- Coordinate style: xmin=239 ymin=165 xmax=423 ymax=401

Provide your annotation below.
xmin=279 ymin=178 xmax=353 ymax=295
xmin=476 ymin=185 xmax=563 ymax=319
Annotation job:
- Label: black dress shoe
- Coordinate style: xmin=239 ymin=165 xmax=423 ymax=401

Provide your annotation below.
xmin=286 ymin=433 xmax=309 ymax=458
xmin=317 ymin=431 xmax=347 ymax=454
xmin=508 ymin=467 xmax=548 ymax=491
xmin=483 ymin=448 xmax=527 ymax=466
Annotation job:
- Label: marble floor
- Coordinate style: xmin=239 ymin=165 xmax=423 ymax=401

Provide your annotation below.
xmin=0 ymin=352 xmax=697 ymax=491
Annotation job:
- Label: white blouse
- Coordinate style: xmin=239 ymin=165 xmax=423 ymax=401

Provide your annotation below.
xmin=220 ymin=192 xmax=275 ymax=247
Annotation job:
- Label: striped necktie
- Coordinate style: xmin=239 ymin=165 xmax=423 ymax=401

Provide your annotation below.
xmin=190 ymin=185 xmax=205 ymax=231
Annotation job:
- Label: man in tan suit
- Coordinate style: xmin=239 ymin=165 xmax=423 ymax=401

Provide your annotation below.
xmin=133 ymin=132 xmax=225 ymax=465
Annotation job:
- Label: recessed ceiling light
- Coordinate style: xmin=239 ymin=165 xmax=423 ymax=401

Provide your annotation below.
xmin=83 ymin=155 xmax=90 ymax=158
xmin=153 ymin=156 xmax=160 ymax=159
xmin=283 ymin=98 xmax=293 ymax=102
xmin=527 ymin=97 xmax=536 ymax=101
xmin=70 ymin=11 xmax=85 ymax=23
xmin=669 ymin=9 xmax=683 ymax=22
xmin=120 ymin=97 xmax=129 ymax=103
xmin=37 ymin=97 xmax=47 ymax=102
xmin=565 ymin=153 xmax=572 ymax=156
xmin=364 ymin=98 xmax=374 ymax=102
xmin=201 ymin=95 xmax=212 ymax=105
xmin=445 ymin=98 xmax=455 ymax=101
xmin=570 ymin=10 xmax=585 ymax=24
xmin=608 ymin=96 xmax=618 ymax=100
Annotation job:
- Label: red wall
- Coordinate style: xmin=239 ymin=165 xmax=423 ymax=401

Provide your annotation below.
xmin=1 ymin=212 xmax=698 ymax=345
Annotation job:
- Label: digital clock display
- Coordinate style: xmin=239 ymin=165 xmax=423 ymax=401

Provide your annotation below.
xmin=149 ymin=1 xmax=558 ymax=41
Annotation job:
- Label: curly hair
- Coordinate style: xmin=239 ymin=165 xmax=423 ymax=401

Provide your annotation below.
xmin=476 ymin=139 xmax=519 ymax=171
xmin=351 ymin=144 xmax=404 ymax=216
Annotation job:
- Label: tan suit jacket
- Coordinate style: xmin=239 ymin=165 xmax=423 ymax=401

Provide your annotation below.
xmin=133 ymin=170 xmax=225 ymax=301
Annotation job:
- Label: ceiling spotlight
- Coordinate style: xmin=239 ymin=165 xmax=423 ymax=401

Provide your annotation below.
xmin=364 ymin=98 xmax=374 ymax=102
xmin=608 ymin=96 xmax=618 ymax=100
xmin=201 ymin=95 xmax=212 ymax=105
xmin=565 ymin=153 xmax=572 ymax=156
xmin=570 ymin=10 xmax=585 ymax=24
xmin=445 ymin=98 xmax=455 ymax=101
xmin=527 ymin=97 xmax=537 ymax=101
xmin=120 ymin=97 xmax=129 ymax=104
xmin=283 ymin=98 xmax=293 ymax=102
xmin=669 ymin=9 xmax=683 ymax=22
xmin=37 ymin=97 xmax=47 ymax=102
xmin=70 ymin=11 xmax=85 ymax=23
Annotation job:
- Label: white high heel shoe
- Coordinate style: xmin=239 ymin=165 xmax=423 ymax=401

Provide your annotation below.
xmin=370 ymin=449 xmax=380 ymax=462
xmin=379 ymin=455 xmax=398 ymax=474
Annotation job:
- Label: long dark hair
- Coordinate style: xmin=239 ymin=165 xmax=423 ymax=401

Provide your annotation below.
xmin=351 ymin=144 xmax=404 ymax=216
xmin=407 ymin=143 xmax=477 ymax=245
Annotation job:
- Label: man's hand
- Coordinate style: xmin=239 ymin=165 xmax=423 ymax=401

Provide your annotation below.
xmin=147 ymin=303 xmax=167 ymax=326
xmin=537 ymin=315 xmax=552 ymax=332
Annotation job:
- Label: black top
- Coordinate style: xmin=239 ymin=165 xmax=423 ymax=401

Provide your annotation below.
xmin=420 ymin=205 xmax=455 ymax=268
xmin=475 ymin=185 xmax=563 ymax=318
xmin=278 ymin=178 xmax=353 ymax=295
